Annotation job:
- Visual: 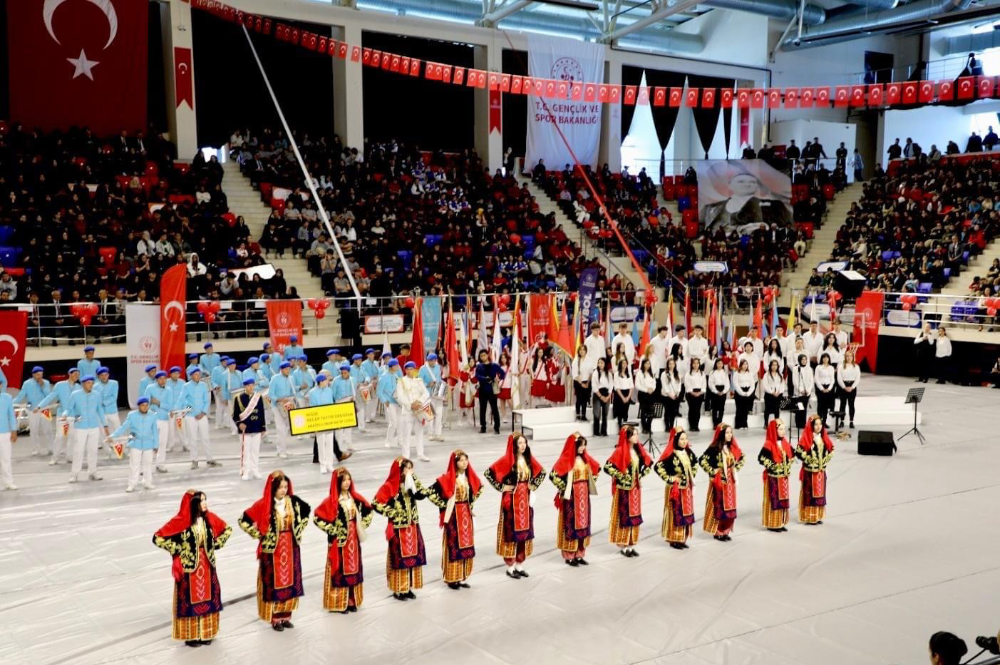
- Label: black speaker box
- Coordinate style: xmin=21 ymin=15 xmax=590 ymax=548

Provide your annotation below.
xmin=858 ymin=430 xmax=896 ymax=456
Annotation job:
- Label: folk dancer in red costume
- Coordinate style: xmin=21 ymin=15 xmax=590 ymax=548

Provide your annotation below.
xmin=654 ymin=426 xmax=698 ymax=550
xmin=238 ymin=471 xmax=310 ymax=631
xmin=796 ymin=414 xmax=835 ymax=525
xmin=372 ymin=457 xmax=430 ymax=601
xmin=549 ymin=433 xmax=601 ymax=566
xmin=758 ymin=419 xmax=794 ymax=532
xmin=152 ymin=490 xmax=232 ymax=648
xmin=312 ymin=467 xmax=373 ymax=613
xmin=483 ymin=432 xmax=547 ymax=580
xmin=602 ymin=425 xmax=653 ymax=558
xmin=427 ymin=450 xmax=484 ymax=590
xmin=699 ymin=424 xmax=745 ymax=542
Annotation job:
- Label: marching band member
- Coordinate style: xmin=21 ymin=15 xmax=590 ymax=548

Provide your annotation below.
xmin=108 ymin=396 xmax=158 ymax=491
xmin=220 ymin=359 xmax=242 ymax=435
xmin=37 ymin=367 xmax=80 ymax=465
xmin=395 ymin=362 xmax=431 ymax=462
xmin=758 ymin=419 xmax=794 ymax=532
xmin=95 ymin=367 xmax=120 ymax=448
xmin=802 ymin=321 xmax=824 ymax=365
xmin=550 ymin=433 xmax=600 ymax=566
xmin=186 ymin=354 xmax=202 ymax=383
xmin=634 ymin=359 xmax=657 ymax=434
xmin=660 ymin=357 xmax=684 ymax=431
xmin=707 ymin=358 xmax=730 ymax=429
xmin=796 ymin=414 xmax=835 ymax=525
xmin=238 ymin=471 xmax=310 ymax=630
xmin=699 ymin=424 xmax=744 ymax=542
xmin=152 ymin=490 xmax=232 ymax=647
xmin=182 ymin=368 xmax=217 ymax=469
xmin=836 ymin=349 xmax=861 ymax=429
xmin=814 ymin=353 xmax=837 ymax=427
xmin=427 ymin=450 xmax=483 ymax=589
xmin=732 ymin=359 xmax=756 ymax=430
xmin=603 ymin=426 xmax=653 ymax=558
xmin=166 ymin=366 xmax=188 ymax=453
xmin=263 ymin=342 xmax=283 ymax=376
xmin=332 ymin=364 xmax=357 ymax=454
xmin=209 ymin=358 xmax=228 ymax=430
xmin=144 ymin=370 xmax=175 ymax=474
xmin=292 ymin=356 xmax=316 ymax=407
xmin=788 ymin=353 xmax=814 ymax=431
xmin=258 ymin=354 xmax=274 ymax=383
xmin=484 ymin=432 xmax=546 ymax=579
xmin=243 ymin=357 xmax=270 ymax=391
xmin=66 ymin=375 xmax=109 ymax=483
xmin=347 ymin=355 xmax=366 ymax=433
xmin=268 ymin=362 xmax=297 ymax=460
xmin=199 ymin=343 xmax=221 ymax=418
xmin=233 ymin=377 xmax=268 ymax=481
xmin=419 ymin=354 xmax=445 ymax=442
xmin=654 ymin=426 xmax=698 ymax=549
xmin=313 ymin=467 xmax=373 ymax=613
xmin=14 ymin=366 xmax=51 ymax=457
xmin=683 ymin=357 xmax=707 ymax=432
xmin=372 ymin=457 xmax=430 ymax=601
xmin=77 ymin=345 xmax=101 ymax=379
xmin=761 ymin=359 xmax=786 ymax=426
xmin=139 ymin=364 xmax=159 ymax=402
xmin=377 ymin=359 xmax=401 ymax=449
xmin=360 ymin=349 xmax=380 ymax=424
xmin=322 ymin=349 xmax=342 ymax=377
xmin=0 ymin=389 xmax=17 ymax=490
xmin=283 ymin=336 xmax=304 ymax=362
xmin=571 ymin=346 xmax=591 ymax=422
xmin=307 ymin=375 xmax=345 ymax=472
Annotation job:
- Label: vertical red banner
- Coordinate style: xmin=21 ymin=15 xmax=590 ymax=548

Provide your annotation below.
xmin=489 ymin=88 xmax=502 ymax=133
xmin=739 ymin=106 xmax=749 ymax=147
xmin=174 ymin=47 xmax=193 ymax=109
xmin=527 ymin=294 xmax=552 ymax=344
xmin=265 ymin=301 xmax=304 ymax=355
xmin=852 ymin=291 xmax=884 ymax=373
xmin=0 ymin=311 xmax=28 ymax=393
xmin=160 ymin=265 xmax=187 ymax=374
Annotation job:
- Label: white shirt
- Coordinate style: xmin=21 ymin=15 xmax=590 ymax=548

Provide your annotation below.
xmin=582 ymin=334 xmax=605 ymax=377
xmin=814 ymin=365 xmax=836 ymax=392
xmin=762 ymin=372 xmax=786 ymax=397
xmin=786 ymin=344 xmax=809 ymax=368
xmin=708 ymin=369 xmax=730 ymax=395
xmin=634 ymin=372 xmax=657 ymax=394
xmin=649 ymin=335 xmax=671 ymax=374
xmin=668 ymin=335 xmax=688 ymax=357
xmin=738 ymin=351 xmax=761 ymax=376
xmin=659 ymin=371 xmax=683 ymax=399
xmin=738 ymin=336 xmax=764 ymax=358
xmin=935 ymin=336 xmax=952 ymax=358
xmin=790 ymin=364 xmax=814 ymax=397
xmin=395 ymin=375 xmax=430 ymax=408
xmin=802 ymin=331 xmax=824 ymax=360
xmin=571 ymin=357 xmax=589 ymax=383
xmin=837 ymin=364 xmax=861 ymax=389
xmin=613 ymin=370 xmax=634 ymax=391
xmin=733 ymin=370 xmax=756 ymax=397
xmin=683 ymin=370 xmax=706 ymax=394
xmin=686 ymin=336 xmax=709 ymax=365
xmin=820 ymin=346 xmax=843 ymax=367
xmin=590 ymin=370 xmax=613 ymax=395
xmin=763 ymin=351 xmax=785 ymax=375
xmin=611 ymin=333 xmax=636 ymax=365
xmin=833 ymin=329 xmax=850 ymax=348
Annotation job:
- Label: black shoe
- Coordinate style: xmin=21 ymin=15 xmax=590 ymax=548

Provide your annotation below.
xmin=722 ymin=535 xmax=732 ymax=542
xmin=480 ymin=428 xmax=486 ymax=434
xmin=494 ymin=429 xmax=500 ymax=434
xmin=348 ymin=605 xmax=358 ymax=612
xmin=631 ymin=550 xmax=639 ymax=557
xmin=405 ymin=591 xmax=416 ymax=599
xmin=779 ymin=527 xmax=788 ymax=532
xmin=714 ymin=535 xmax=726 ymax=542
xmin=199 ymin=640 xmax=212 ymax=645
xmin=577 ymin=558 xmax=589 ymax=566
xmin=185 ymin=640 xmax=202 ymax=647
xmin=272 ymin=623 xmax=284 ymax=631
xmin=817 ymin=520 xmax=823 ymax=525
xmin=680 ymin=543 xmax=689 ymax=549
xmin=394 ymin=593 xmax=408 ymax=601
xmin=506 ymin=570 xmax=520 ymax=579
xmin=620 ymin=549 xmax=630 ymax=557
xmin=459 ymin=582 xmax=471 ymax=588
xmin=768 ymin=528 xmax=783 ymax=532
xmin=448 ymin=582 xmax=461 ymax=590
xmin=283 ymin=621 xmax=294 ymax=629
xmin=670 ymin=542 xmax=684 ymax=549
xmin=338 ymin=609 xmax=349 ymax=614
xmin=567 ymin=559 xmax=579 ymax=567
xmin=849 ymin=422 xmax=855 ymax=429
xmin=515 ymin=569 xmax=528 ymax=577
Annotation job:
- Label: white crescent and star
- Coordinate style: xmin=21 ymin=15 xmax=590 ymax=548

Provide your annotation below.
xmin=0 ymin=334 xmax=19 ymax=367
xmin=44 ymin=0 xmax=119 ymax=82
xmin=163 ymin=301 xmax=185 ymax=333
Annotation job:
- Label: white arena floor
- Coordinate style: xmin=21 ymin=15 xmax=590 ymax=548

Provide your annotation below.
xmin=2 ymin=375 xmax=998 ymax=665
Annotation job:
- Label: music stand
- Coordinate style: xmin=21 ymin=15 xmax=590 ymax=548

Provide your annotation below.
xmin=898 ymin=387 xmax=926 ymax=445
xmin=780 ymin=396 xmax=806 ymax=439
xmin=641 ymin=404 xmax=664 ymax=456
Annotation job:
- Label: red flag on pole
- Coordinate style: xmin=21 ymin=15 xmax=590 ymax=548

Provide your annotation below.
xmin=684 ymin=288 xmax=692 ymax=333
xmin=445 ymin=300 xmax=461 ymax=381
xmin=707 ymin=297 xmax=718 ymax=348
xmin=410 ymin=298 xmax=425 ymax=367
xmin=753 ymin=296 xmax=763 ymax=332
xmin=0 ymin=310 xmax=27 ymax=392
xmin=556 ymin=297 xmax=574 ymax=357
xmin=638 ymin=308 xmax=651 ymax=358
xmin=265 ymin=301 xmax=303 ymax=354
xmin=160 ymin=264 xmax=187 ymax=373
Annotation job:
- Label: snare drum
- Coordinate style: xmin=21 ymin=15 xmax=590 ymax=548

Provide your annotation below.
xmin=14 ymin=406 xmax=29 ymax=433
xmin=359 ymin=385 xmax=372 ymax=402
xmin=432 ymin=381 xmax=448 ymax=400
xmin=419 ymin=401 xmax=435 ymax=425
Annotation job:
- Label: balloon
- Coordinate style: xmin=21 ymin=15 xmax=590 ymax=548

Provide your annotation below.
xmin=404 ymin=297 xmax=415 ymax=309
xmin=85 ymin=303 xmax=99 ymax=316
xmin=568 ymin=293 xmax=578 ymax=302
xmin=204 ymin=311 xmax=217 ymax=324
xmin=79 ymin=314 xmax=92 ymax=326
xmin=317 ymin=298 xmax=330 ymax=310
xmin=988 ymin=307 xmax=998 ymax=317
xmin=902 ymin=294 xmax=917 ymax=306
xmin=510 ymin=234 xmax=521 ymax=244
xmin=499 ymin=294 xmax=511 ymax=306
xmin=208 ymin=300 xmax=221 ymax=314
xmin=902 ymin=302 xmax=912 ymax=311
xmin=196 ymin=301 xmax=210 ymax=314
xmin=314 ymin=309 xmax=326 ymax=320
xmin=307 ymin=298 xmax=318 ymax=310
xmin=497 ymin=302 xmax=508 ymax=313
xmin=70 ymin=304 xmax=83 ymax=318
xmin=763 ymin=293 xmax=773 ymax=304
xmin=582 ymin=220 xmax=594 ymax=230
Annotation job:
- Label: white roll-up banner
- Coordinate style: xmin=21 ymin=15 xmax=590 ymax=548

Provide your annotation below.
xmin=126 ymin=303 xmax=160 ymax=407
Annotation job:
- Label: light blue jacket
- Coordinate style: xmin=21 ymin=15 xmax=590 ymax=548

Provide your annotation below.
xmin=67 ymin=389 xmax=107 ymax=429
xmin=210 ymin=366 xmax=227 ymax=396
xmin=376 ymin=371 xmax=399 ymax=405
xmin=96 ymin=379 xmax=119 ymax=415
xmin=186 ymin=363 xmax=202 ymax=381
xmin=268 ymin=351 xmax=284 ymax=374
xmin=14 ymin=378 xmax=52 ymax=408
xmin=292 ymin=366 xmax=316 ymax=399
xmin=360 ymin=359 xmax=380 ymax=382
xmin=284 ymin=344 xmax=304 ymax=360
xmin=109 ymin=409 xmax=159 ymax=450
xmin=321 ymin=360 xmax=340 ymax=376
xmin=332 ymin=375 xmax=356 ymax=402
xmin=0 ymin=366 xmax=7 ymax=392
xmin=144 ymin=383 xmax=176 ymax=421
xmin=77 ymin=358 xmax=101 ymax=379
xmin=269 ymin=372 xmax=296 ymax=401
xmin=0 ymin=393 xmax=15 ymax=434
xmin=307 ymin=384 xmax=334 ymax=406
xmin=419 ymin=363 xmax=442 ymax=389
xmin=243 ymin=366 xmax=269 ymax=389
xmin=220 ymin=368 xmax=243 ymax=400
xmin=200 ymin=352 xmax=222 ymax=379
xmin=38 ymin=380 xmax=80 ymax=417
xmin=138 ymin=374 xmax=157 ymax=400
xmin=181 ymin=380 xmax=210 ymax=417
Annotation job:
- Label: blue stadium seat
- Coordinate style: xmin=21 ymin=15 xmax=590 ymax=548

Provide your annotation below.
xmin=0 ymin=226 xmax=14 ymax=244
xmin=918 ymin=283 xmax=933 ymax=294
xmin=881 ymin=250 xmax=894 ymax=261
xmin=942 ymin=267 xmax=951 ymax=278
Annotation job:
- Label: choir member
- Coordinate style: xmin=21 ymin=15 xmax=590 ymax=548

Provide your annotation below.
xmin=732 ymin=359 xmax=756 ymax=430
xmin=612 ymin=358 xmax=634 ymax=430
xmin=634 ymin=359 xmax=658 ymax=434
xmin=820 ymin=333 xmax=843 ymax=370
xmin=602 ymin=426 xmax=653 ymax=557
xmin=796 ymin=414 xmax=835 ymax=525
xmin=699 ymin=424 xmax=745 ymax=541
xmin=836 ymin=349 xmax=860 ymax=429
xmin=313 ymin=468 xmax=373 ymax=613
xmin=659 ymin=357 xmax=684 ymax=431
xmin=549 ymin=433 xmax=601 ymax=566
xmin=654 ymin=426 xmax=698 ymax=549
xmin=590 ymin=357 xmax=613 ymax=437
xmin=788 ymin=353 xmax=814 ymax=431
xmin=484 ymin=432 xmax=546 ymax=579
xmin=529 ymin=347 xmax=548 ymax=407
xmin=763 ymin=338 xmax=785 ymax=375
xmin=571 ymin=346 xmax=591 ymax=421
xmin=707 ymin=358 xmax=730 ymax=429
xmin=758 ymin=419 xmax=794 ymax=532
xmin=152 ymin=490 xmax=232 ymax=647
xmin=814 ymin=353 xmax=837 ymax=427
xmin=683 ymin=357 xmax=706 ymax=432
xmin=238 ymin=471 xmax=310 ymax=630
xmin=372 ymin=457 xmax=430 ymax=600
xmin=761 ymin=359 xmax=786 ymax=425
xmin=427 ymin=450 xmax=484 ymax=590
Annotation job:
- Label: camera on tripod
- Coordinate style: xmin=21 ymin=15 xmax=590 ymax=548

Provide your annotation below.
xmin=976 ymin=634 xmax=1000 ymax=656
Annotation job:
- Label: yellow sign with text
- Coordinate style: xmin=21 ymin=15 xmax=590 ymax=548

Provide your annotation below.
xmin=289 ymin=403 xmax=358 ymax=435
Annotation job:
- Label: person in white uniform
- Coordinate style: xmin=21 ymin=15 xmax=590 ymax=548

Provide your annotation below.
xmin=934 ymin=326 xmax=953 ymax=384
xmin=649 ymin=326 xmax=672 ymax=375
xmin=0 ymin=390 xmax=18 ymax=490
xmin=686 ymin=325 xmax=710 ymax=369
xmin=581 ymin=322 xmax=606 ymax=379
xmin=107 ymin=397 xmax=158 ymax=492
xmin=13 ymin=366 xmax=51 ymax=457
xmin=394 ymin=361 xmax=431 ymax=462
xmin=802 ymin=321 xmax=824 ymax=365
xmin=182 ymin=368 xmax=218 ymax=469
xmin=66 ymin=376 xmax=109 ymax=483
xmin=95 ymin=367 xmax=120 ymax=457
xmin=418 ymin=354 xmax=446 ymax=441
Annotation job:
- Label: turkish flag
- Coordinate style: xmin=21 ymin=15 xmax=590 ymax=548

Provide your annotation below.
xmin=400 ymin=56 xmax=410 ymax=72
xmin=901 ymin=82 xmax=917 ymax=104
xmin=978 ymin=75 xmax=995 ymax=98
xmin=850 ymin=85 xmax=866 ymax=107
xmin=720 ymin=89 xmax=734 ymax=108
xmin=834 ymin=86 xmax=849 ymax=107
xmin=685 ymin=88 xmax=699 ymax=107
xmin=852 ymin=291 xmax=884 ymax=373
xmin=701 ymin=88 xmax=716 ymax=107
xmin=409 ymin=58 xmax=421 ymax=76
xmin=390 ymin=54 xmax=400 ymax=73
xmin=266 ymin=302 xmax=303 ymax=355
xmin=533 ymin=78 xmax=545 ymax=96
xmin=160 ymin=265 xmax=187 ymax=375
xmin=737 ymin=90 xmax=750 ymax=108
xmin=886 ymin=82 xmax=902 ymax=104
xmin=868 ymin=84 xmax=884 ymax=106
xmin=373 ymin=51 xmax=384 ymax=68
xmin=362 ymin=48 xmax=372 ymax=65
xmin=511 ymin=76 xmax=523 ymax=94
xmin=570 ymin=82 xmax=582 ymax=101
xmin=750 ymin=89 xmax=764 ymax=108
xmin=453 ymin=67 xmax=465 ymax=85
xmin=957 ymin=77 xmax=974 ymax=99
xmin=783 ymin=88 xmax=798 ymax=108
xmin=800 ymin=88 xmax=814 ymax=108
xmin=350 ymin=46 xmax=361 ymax=62
xmin=767 ymin=88 xmax=781 ymax=108
xmin=669 ymin=87 xmax=683 ymax=107
xmin=522 ymin=76 xmax=533 ymax=95
xmin=175 ymin=47 xmax=193 ymax=109
xmin=585 ymin=83 xmax=597 ymax=102
xmin=488 ymin=73 xmax=500 ymax=90
xmin=501 ymin=74 xmax=511 ymax=92
xmin=608 ymin=85 xmax=622 ymax=104
xmin=624 ymin=86 xmax=637 ymax=105
xmin=637 ymin=86 xmax=649 ymax=105
xmin=8 ymin=0 xmax=148 ymax=134
xmin=424 ymin=62 xmax=439 ymax=80
xmin=938 ymin=80 xmax=954 ymax=101
xmin=441 ymin=65 xmax=453 ymax=84
xmin=0 ymin=311 xmax=27 ymax=393
xmin=597 ymin=84 xmax=609 ymax=103
xmin=815 ymin=87 xmax=830 ymax=106
xmin=918 ymin=80 xmax=935 ymax=103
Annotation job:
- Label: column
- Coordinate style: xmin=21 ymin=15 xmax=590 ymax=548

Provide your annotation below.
xmin=474 ymin=44 xmax=504 ymax=172
xmin=599 ymin=58 xmax=621 ymax=172
xmin=332 ymin=23 xmax=364 ymax=150
xmin=160 ymin=0 xmax=199 ymax=159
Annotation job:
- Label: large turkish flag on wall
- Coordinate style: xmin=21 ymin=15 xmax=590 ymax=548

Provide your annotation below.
xmin=0 ymin=311 xmax=28 ymax=394
xmin=160 ymin=265 xmax=187 ymax=375
xmin=7 ymin=0 xmax=148 ymax=134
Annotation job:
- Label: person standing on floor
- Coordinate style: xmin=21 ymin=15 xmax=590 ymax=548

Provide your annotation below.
xmin=913 ymin=322 xmax=935 ymax=383
xmin=332 ymin=364 xmax=358 ymax=456
xmin=268 ymin=362 xmax=296 ymax=460
xmin=199 ymin=343 xmax=222 ymax=418
xmin=36 ymin=367 xmax=80 ymax=465
xmin=814 ymin=353 xmax=837 ymax=427
xmin=238 ymin=471 xmax=310 ymax=631
xmin=372 ymin=457 xmax=430 ymax=601
xmin=761 ymin=359 xmax=786 ymax=426
xmin=602 ymin=426 xmax=653 ymax=558
xmin=732 ymin=360 xmax=756 ymax=430
xmin=182 ymin=368 xmax=218 ymax=470
xmin=144 ymin=370 xmax=175 ymax=474
xmin=347 ymin=355 xmax=367 ymax=434
xmin=108 ymin=397 xmax=158 ymax=492
xmin=484 ymin=432 xmax=547 ymax=579
xmin=654 ymin=426 xmax=698 ymax=550
xmin=307 ymin=374 xmax=349 ymax=472
xmin=77 ymin=345 xmax=101 ymax=379
xmin=233 ymin=377 xmax=268 ymax=481
xmin=699 ymin=424 xmax=744 ymax=542
xmin=66 ymin=375 xmax=109 ymax=484
xmin=395 ymin=362 xmax=431 ymax=462
xmin=549 ymin=433 xmax=601 ymax=567
xmin=427 ymin=450 xmax=483 ymax=590
xmin=707 ymin=358 xmax=730 ymax=429
xmin=13 ymin=366 xmax=51 ymax=458
xmin=95 ymin=368 xmax=120 ymax=455
xmin=611 ymin=322 xmax=636 ymax=367
xmin=836 ymin=350 xmax=860 ymax=429
xmin=796 ymin=414 xmax=835 ymax=525
xmin=360 ymin=349 xmax=380 ymax=424
xmin=571 ymin=346 xmax=591 ymax=422
xmin=216 ymin=359 xmax=241 ymax=434
xmin=0 ymin=389 xmax=18 ymax=490
xmin=758 ymin=419 xmax=794 ymax=532
xmin=312 ymin=467 xmax=373 ymax=614
xmin=377 ymin=360 xmax=401 ymax=449
xmin=683 ymin=358 xmax=707 ymax=432
xmin=152 ymin=490 xmax=232 ymax=648
xmin=660 ymin=357 xmax=684 ymax=431
xmin=419 ymin=354 xmax=446 ymax=442
xmin=474 ymin=350 xmax=505 ymax=435
xmin=788 ymin=353 xmax=814 ymax=431
xmin=634 ymin=359 xmax=657 ymax=434
xmin=612 ymin=358 xmax=634 ymax=430
xmin=589 ymin=357 xmax=613 ymax=437
xmin=934 ymin=327 xmax=953 ymax=384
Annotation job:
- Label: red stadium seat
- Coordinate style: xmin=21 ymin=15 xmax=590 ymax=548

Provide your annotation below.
xmin=795 ymin=221 xmax=814 ymax=239
xmin=3 ymin=267 xmax=24 ymax=277
xmin=662 ymin=185 xmax=675 ymax=200
xmin=144 ymin=161 xmax=158 ymax=176
xmin=684 ymin=219 xmax=699 ymax=239
xmin=99 ymin=246 xmax=116 ymax=267
xmin=271 ymin=198 xmax=286 ymax=213
xmin=173 ymin=162 xmax=190 ymax=174
xmin=822 ymin=184 xmax=835 ymax=201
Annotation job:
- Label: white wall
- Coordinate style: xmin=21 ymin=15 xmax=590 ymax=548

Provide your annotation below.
xmin=771 ymin=118 xmax=857 ymax=180
xmin=881 ymin=105 xmax=972 ymax=161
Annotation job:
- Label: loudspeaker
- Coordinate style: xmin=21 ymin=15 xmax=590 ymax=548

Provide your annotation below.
xmin=835 ymin=270 xmax=867 ymax=300
xmin=858 ymin=430 xmax=896 ymax=456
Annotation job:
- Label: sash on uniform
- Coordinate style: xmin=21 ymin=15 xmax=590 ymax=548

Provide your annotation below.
xmin=342 ymin=522 xmax=360 ymax=576
xmin=238 ymin=392 xmax=263 ymax=422
xmin=512 ymin=482 xmax=530 ymax=533
xmin=397 ymin=524 xmax=419 ymax=558
xmin=190 ymin=548 xmax=212 ymax=604
xmin=273 ymin=531 xmax=294 ymax=590
xmin=572 ymin=479 xmax=589 ymax=529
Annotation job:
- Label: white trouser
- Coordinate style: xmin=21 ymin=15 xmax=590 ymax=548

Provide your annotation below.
xmin=430 ymin=397 xmax=445 ymax=437
xmin=383 ymin=403 xmax=400 ymax=446
xmin=205 ymin=383 xmax=215 ymax=419
xmin=399 ymin=411 xmax=424 ymax=459
xmin=28 ymin=411 xmax=50 ymax=454
xmin=364 ymin=393 xmax=377 ymax=423
xmin=127 ymin=447 xmax=154 ymax=489
xmin=52 ymin=419 xmax=73 ymax=460
xmin=240 ymin=432 xmax=262 ymax=480
xmin=336 ymin=424 xmax=352 ymax=451
xmin=72 ymin=427 xmax=100 ymax=476
xmin=270 ymin=404 xmax=292 ymax=455
xmin=185 ymin=415 xmax=212 ymax=462
xmin=214 ymin=393 xmax=228 ymax=429
xmin=103 ymin=413 xmax=121 ymax=454
xmin=167 ymin=415 xmax=186 ymax=451
xmin=0 ymin=432 xmax=12 ymax=487
xmin=354 ymin=393 xmax=367 ymax=431
xmin=316 ymin=432 xmax=334 ymax=472
xmin=155 ymin=420 xmax=169 ymax=465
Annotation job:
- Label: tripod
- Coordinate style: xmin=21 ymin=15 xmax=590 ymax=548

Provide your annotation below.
xmin=898 ymin=387 xmax=926 ymax=445
xmin=642 ymin=403 xmax=665 ymax=456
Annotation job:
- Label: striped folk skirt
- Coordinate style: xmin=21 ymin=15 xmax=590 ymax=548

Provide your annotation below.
xmin=660 ymin=485 xmax=694 ymax=544
xmin=703 ymin=482 xmax=737 ymax=536
xmin=386 ymin=525 xmax=427 ymax=593
xmin=323 ymin=561 xmax=363 ymax=612
xmin=799 ymin=470 xmax=827 ymax=524
xmin=608 ymin=487 xmax=642 ymax=548
xmin=761 ymin=474 xmax=790 ymax=529
xmin=441 ymin=501 xmax=476 ymax=583
xmin=171 ymin=546 xmax=223 ymax=641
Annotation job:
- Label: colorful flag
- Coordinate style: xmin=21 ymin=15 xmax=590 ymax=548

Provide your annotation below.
xmin=410 ymin=297 xmax=425 ymax=367
xmin=445 ymin=299 xmax=461 ymax=381
xmin=753 ymin=295 xmax=763 ymax=337
xmin=667 ymin=287 xmax=676 ymax=332
xmin=511 ymin=295 xmax=522 ymax=408
xmin=770 ymin=295 xmax=780 ymax=337
xmin=684 ymin=288 xmax=692 ymax=333
xmin=787 ymin=292 xmax=798 ymax=332
xmin=556 ymin=297 xmax=574 ymax=357
xmin=638 ymin=311 xmax=651 ymax=358
xmin=491 ymin=297 xmax=502 ymax=363
xmin=478 ymin=298 xmax=488 ymax=355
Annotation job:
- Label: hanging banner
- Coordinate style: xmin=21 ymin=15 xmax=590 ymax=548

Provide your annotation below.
xmin=577 ymin=267 xmax=599 ymax=333
xmin=527 ymin=293 xmax=553 ymax=344
xmin=421 ymin=296 xmax=442 ymax=354
xmin=739 ymin=106 xmax=749 ymax=147
xmin=174 ymin=47 xmax=193 ymax=109
xmin=160 ymin=265 xmax=187 ymax=374
xmin=266 ymin=300 xmax=303 ymax=354
xmin=126 ymin=303 xmax=160 ymax=407
xmin=694 ymin=159 xmax=792 ymax=237
xmin=489 ymin=88 xmax=502 ymax=133
xmin=0 ymin=310 xmax=27 ymax=395
xmin=852 ymin=291 xmax=884 ymax=373
xmin=524 ymin=34 xmax=603 ymax=170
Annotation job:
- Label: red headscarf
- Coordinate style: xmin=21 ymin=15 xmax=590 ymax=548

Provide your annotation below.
xmin=606 ymin=426 xmax=652 ymax=492
xmin=708 ymin=423 xmax=743 ymax=461
xmin=488 ymin=432 xmax=544 ymax=481
xmin=657 ymin=426 xmax=687 ymax=463
xmin=155 ymin=489 xmax=228 ymax=580
xmin=436 ymin=449 xmax=483 ymax=502
xmin=798 ymin=415 xmax=835 ymax=453
xmin=243 ymin=470 xmax=293 ymax=537
xmin=375 ymin=457 xmax=410 ymax=539
xmin=763 ymin=419 xmax=794 ymax=460
xmin=551 ymin=433 xmax=600 ymax=509
xmin=314 ymin=467 xmax=370 ymax=571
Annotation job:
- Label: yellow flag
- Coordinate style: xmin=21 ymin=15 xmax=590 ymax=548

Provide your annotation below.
xmin=787 ymin=293 xmax=797 ymax=332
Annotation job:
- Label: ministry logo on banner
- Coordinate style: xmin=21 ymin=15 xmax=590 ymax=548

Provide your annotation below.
xmin=126 ymin=303 xmax=160 ymax=407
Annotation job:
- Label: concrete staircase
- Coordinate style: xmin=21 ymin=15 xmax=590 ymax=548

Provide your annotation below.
xmin=940 ymin=236 xmax=1000 ymax=296
xmin=781 ymin=182 xmax=863 ymax=306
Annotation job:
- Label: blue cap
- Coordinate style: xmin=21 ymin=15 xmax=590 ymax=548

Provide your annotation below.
xmin=84 ymin=345 xmax=95 ymax=352
xmin=290 ymin=335 xmax=298 ymax=342
xmin=316 ymin=374 xmax=329 ymax=383
xmin=31 ymin=366 xmax=44 ymax=373
xmin=298 ymin=354 xmax=308 ymax=361
xmin=404 ymin=361 xmax=416 ymax=369
xmin=169 ymin=366 xmax=181 ymax=374
xmin=97 ymin=366 xmax=110 ymax=375
xmin=189 ymin=367 xmax=202 ymax=375
xmin=340 ymin=363 xmax=351 ymax=371
xmin=204 ymin=342 xmax=214 ymax=349
xmin=248 ymin=356 xmax=259 ymax=365
xmin=261 ymin=353 xmax=270 ymax=362
xmin=145 ymin=364 xmax=157 ymax=372
xmin=137 ymin=397 xmax=150 ymax=405
xmin=263 ymin=342 xmax=272 ymax=349
xmin=220 ymin=355 xmax=230 ymax=362
xmin=427 ymin=353 xmax=438 ymax=361
xmin=81 ymin=375 xmax=95 ymax=383
xmin=188 ymin=353 xmax=198 ymax=360
xmin=332 ymin=349 xmax=341 ymax=355
xmin=352 ymin=353 xmax=362 ymax=361
xmin=382 ymin=351 xmax=392 ymax=358
xmin=365 ymin=348 xmax=375 ymax=355
xmin=326 ymin=349 xmax=336 ymax=356
xmin=68 ymin=367 xmax=80 ymax=374
xmin=242 ymin=377 xmax=256 ymax=386
xmin=279 ymin=361 xmax=292 ymax=369
xmin=155 ymin=371 xmax=168 ymax=378
xmin=388 ymin=359 xmax=399 ymax=368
